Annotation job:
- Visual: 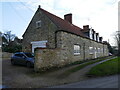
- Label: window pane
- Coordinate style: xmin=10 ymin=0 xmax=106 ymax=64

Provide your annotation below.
xmin=74 ymin=45 xmax=80 ymax=55
xmin=36 ymin=20 xmax=41 ymax=28
xmin=89 ymin=47 xmax=93 ymax=54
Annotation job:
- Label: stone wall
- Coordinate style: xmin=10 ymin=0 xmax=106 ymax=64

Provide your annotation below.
xmin=34 ymin=48 xmax=64 ymax=72
xmin=2 ymin=52 xmax=13 ymax=59
xmin=56 ymin=31 xmax=108 ymax=61
xmin=34 ymin=31 xmax=109 ymax=72
xmin=22 ymin=9 xmax=58 ymax=52
xmin=22 ymin=7 xmax=109 ymax=72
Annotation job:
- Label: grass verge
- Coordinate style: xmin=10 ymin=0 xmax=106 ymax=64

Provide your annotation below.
xmin=26 ymin=56 xmax=114 ymax=77
xmin=58 ymin=56 xmax=116 ymax=78
xmin=87 ymin=57 xmax=120 ymax=77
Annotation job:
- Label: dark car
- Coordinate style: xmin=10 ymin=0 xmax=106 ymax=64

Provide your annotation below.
xmin=11 ymin=52 xmax=34 ymax=68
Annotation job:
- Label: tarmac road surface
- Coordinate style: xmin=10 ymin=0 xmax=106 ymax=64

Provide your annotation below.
xmin=2 ymin=56 xmax=118 ymax=88
xmin=50 ymin=74 xmax=119 ymax=88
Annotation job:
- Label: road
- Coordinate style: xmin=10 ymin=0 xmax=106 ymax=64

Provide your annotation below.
xmin=50 ymin=74 xmax=119 ymax=88
xmin=2 ymin=56 xmax=118 ymax=88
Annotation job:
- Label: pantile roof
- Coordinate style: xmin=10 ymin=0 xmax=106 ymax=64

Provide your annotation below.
xmin=40 ymin=8 xmax=87 ymax=38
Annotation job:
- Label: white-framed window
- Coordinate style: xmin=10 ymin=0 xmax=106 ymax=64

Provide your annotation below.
xmin=74 ymin=45 xmax=80 ymax=55
xmin=36 ymin=20 xmax=41 ymax=28
xmin=101 ymin=48 xmax=103 ymax=53
xmin=97 ymin=35 xmax=99 ymax=42
xmin=104 ymin=49 xmax=106 ymax=53
xmin=94 ymin=33 xmax=96 ymax=41
xmin=94 ymin=47 xmax=97 ymax=52
xmin=89 ymin=28 xmax=93 ymax=39
xmin=89 ymin=47 xmax=94 ymax=54
xmin=98 ymin=48 xmax=101 ymax=53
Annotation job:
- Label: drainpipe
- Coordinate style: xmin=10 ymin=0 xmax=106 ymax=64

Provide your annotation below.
xmin=83 ymin=43 xmax=85 ymax=60
xmin=55 ymin=31 xmax=57 ymax=48
xmin=103 ymin=44 xmax=105 ymax=56
xmin=103 ymin=44 xmax=104 ymax=57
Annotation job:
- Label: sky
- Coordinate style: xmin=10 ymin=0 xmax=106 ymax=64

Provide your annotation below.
xmin=0 ymin=0 xmax=119 ymax=46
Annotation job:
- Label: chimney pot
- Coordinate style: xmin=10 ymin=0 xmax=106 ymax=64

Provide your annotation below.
xmin=38 ymin=5 xmax=41 ymax=9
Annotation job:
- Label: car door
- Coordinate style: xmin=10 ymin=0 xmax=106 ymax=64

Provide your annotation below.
xmin=14 ymin=54 xmax=25 ymax=65
xmin=19 ymin=54 xmax=27 ymax=65
xmin=13 ymin=54 xmax=22 ymax=65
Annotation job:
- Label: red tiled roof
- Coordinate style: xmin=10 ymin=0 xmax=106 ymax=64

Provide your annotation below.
xmin=40 ymin=8 xmax=87 ymax=38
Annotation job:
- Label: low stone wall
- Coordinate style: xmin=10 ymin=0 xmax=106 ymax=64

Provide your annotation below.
xmin=2 ymin=52 xmax=13 ymax=60
xmin=34 ymin=48 xmax=68 ymax=72
xmin=34 ymin=46 xmax=109 ymax=72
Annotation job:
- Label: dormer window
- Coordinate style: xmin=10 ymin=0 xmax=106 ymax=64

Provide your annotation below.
xmin=94 ymin=33 xmax=96 ymax=41
xmin=89 ymin=28 xmax=93 ymax=39
xmin=36 ymin=20 xmax=41 ymax=28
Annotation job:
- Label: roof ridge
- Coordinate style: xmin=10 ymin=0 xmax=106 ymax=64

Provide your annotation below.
xmin=39 ymin=7 xmax=86 ymax=38
xmin=40 ymin=8 xmax=64 ymax=21
xmin=40 ymin=8 xmax=82 ymax=29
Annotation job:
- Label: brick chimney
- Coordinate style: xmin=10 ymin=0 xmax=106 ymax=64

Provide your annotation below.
xmin=83 ymin=25 xmax=89 ymax=30
xmin=92 ymin=29 xmax=95 ymax=40
xmin=96 ymin=33 xmax=99 ymax=42
xmin=64 ymin=13 xmax=72 ymax=24
xmin=99 ymin=37 xmax=103 ymax=42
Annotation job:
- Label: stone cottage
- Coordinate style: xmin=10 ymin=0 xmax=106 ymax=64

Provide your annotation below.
xmin=22 ymin=6 xmax=109 ymax=71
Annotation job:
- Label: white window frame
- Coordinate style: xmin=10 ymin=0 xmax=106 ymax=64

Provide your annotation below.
xmin=36 ymin=20 xmax=41 ymax=28
xmin=101 ymin=48 xmax=103 ymax=53
xmin=31 ymin=40 xmax=47 ymax=53
xmin=98 ymin=48 xmax=101 ymax=53
xmin=89 ymin=47 xmax=94 ymax=54
xmin=104 ymin=49 xmax=106 ymax=53
xmin=97 ymin=35 xmax=99 ymax=42
xmin=89 ymin=28 xmax=93 ymax=39
xmin=74 ymin=45 xmax=80 ymax=55
xmin=94 ymin=33 xmax=96 ymax=41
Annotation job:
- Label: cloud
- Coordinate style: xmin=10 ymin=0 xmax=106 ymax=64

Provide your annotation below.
xmin=28 ymin=0 xmax=119 ymax=45
xmin=7 ymin=0 xmax=118 ymax=45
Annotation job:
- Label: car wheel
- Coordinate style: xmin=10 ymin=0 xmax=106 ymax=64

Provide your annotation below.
xmin=26 ymin=62 xmax=31 ymax=68
xmin=11 ymin=60 xmax=15 ymax=65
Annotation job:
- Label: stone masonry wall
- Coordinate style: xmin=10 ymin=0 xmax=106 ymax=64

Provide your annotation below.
xmin=34 ymin=31 xmax=109 ymax=71
xmin=22 ymin=9 xmax=58 ymax=52
xmin=34 ymin=48 xmax=65 ymax=72
xmin=22 ymin=8 xmax=109 ymax=72
xmin=56 ymin=31 xmax=108 ymax=62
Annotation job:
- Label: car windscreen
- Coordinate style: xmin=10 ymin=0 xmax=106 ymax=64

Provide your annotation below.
xmin=24 ymin=53 xmax=34 ymax=58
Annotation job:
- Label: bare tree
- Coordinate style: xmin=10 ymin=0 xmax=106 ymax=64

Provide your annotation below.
xmin=2 ymin=31 xmax=22 ymax=53
xmin=114 ymin=31 xmax=120 ymax=56
xmin=3 ymin=31 xmax=16 ymax=45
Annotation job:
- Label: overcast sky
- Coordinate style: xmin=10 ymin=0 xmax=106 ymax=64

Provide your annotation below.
xmin=0 ymin=0 xmax=119 ymax=46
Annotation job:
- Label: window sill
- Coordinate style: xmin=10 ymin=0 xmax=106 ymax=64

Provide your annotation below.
xmin=36 ymin=27 xmax=41 ymax=29
xmin=89 ymin=53 xmax=93 ymax=55
xmin=74 ymin=53 xmax=80 ymax=55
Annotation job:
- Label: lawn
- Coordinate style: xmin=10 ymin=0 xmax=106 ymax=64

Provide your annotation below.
xmin=58 ymin=56 xmax=115 ymax=78
xmin=87 ymin=57 xmax=120 ymax=77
